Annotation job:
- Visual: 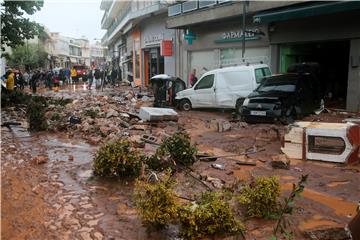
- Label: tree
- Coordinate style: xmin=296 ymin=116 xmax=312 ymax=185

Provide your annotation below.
xmin=1 ymin=1 xmax=44 ymax=52
xmin=8 ymin=43 xmax=48 ymax=70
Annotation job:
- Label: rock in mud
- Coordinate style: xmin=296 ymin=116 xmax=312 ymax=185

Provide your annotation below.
xmin=106 ymin=109 xmax=119 ymax=118
xmin=32 ymin=155 xmax=48 ymax=165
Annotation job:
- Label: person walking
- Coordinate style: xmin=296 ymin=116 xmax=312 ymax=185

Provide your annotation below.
xmin=189 ymin=68 xmax=198 ymax=87
xmin=111 ymin=67 xmax=118 ymax=86
xmin=94 ymin=68 xmax=101 ymax=90
xmin=70 ymin=67 xmax=77 ymax=84
xmin=65 ymin=68 xmax=70 ymax=85
xmin=87 ymin=68 xmax=93 ymax=90
xmin=30 ymin=70 xmax=38 ymax=94
xmin=6 ymin=69 xmax=15 ymax=92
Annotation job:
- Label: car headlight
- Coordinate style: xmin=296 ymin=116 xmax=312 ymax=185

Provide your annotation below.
xmin=243 ymin=98 xmax=250 ymax=106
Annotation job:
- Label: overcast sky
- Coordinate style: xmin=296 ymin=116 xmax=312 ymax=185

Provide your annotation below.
xmin=31 ymin=0 xmax=106 ymax=42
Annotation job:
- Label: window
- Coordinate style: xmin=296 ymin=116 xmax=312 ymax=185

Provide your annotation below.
xmin=255 ymin=67 xmax=271 ymax=83
xmin=195 ymin=74 xmax=214 ymax=90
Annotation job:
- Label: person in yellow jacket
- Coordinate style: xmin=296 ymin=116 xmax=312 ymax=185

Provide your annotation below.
xmin=70 ymin=67 xmax=77 ymax=84
xmin=6 ymin=69 xmax=15 ymax=91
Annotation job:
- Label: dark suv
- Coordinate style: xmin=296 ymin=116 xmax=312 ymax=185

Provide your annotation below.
xmin=240 ymin=73 xmax=323 ymax=124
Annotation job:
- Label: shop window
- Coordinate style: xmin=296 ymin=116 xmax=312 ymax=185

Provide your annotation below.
xmin=308 ymin=136 xmax=345 ymax=155
xmin=195 ymin=74 xmax=214 ymax=90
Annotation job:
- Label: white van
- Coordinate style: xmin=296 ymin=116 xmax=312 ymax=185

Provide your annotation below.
xmin=175 ymin=64 xmax=271 ymax=113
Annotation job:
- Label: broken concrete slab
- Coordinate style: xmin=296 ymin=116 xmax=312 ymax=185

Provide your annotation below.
xmin=139 ymin=107 xmax=178 ymax=122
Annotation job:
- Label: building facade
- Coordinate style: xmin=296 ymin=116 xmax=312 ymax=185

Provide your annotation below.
xmin=100 ymin=0 xmax=176 ymax=86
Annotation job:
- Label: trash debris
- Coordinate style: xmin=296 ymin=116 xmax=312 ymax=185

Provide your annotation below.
xmin=139 ymin=107 xmax=178 ymax=122
xmin=271 ymin=160 xmax=290 ymax=170
xmin=106 ymin=109 xmax=119 ymax=118
xmin=68 ymin=155 xmax=74 ymax=161
xmin=206 ymin=176 xmax=224 ymax=189
xmin=69 ymin=116 xmax=81 ymax=124
xmin=211 ymin=163 xmax=225 ymax=170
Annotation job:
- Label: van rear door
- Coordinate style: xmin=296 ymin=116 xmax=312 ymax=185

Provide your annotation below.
xmin=192 ymin=74 xmax=216 ymax=107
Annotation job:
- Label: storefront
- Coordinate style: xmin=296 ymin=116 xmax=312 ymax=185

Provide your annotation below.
xmin=253 ymin=2 xmax=360 ymax=111
xmin=178 ymin=18 xmax=270 ymax=86
xmin=140 ymin=13 xmax=176 ymax=86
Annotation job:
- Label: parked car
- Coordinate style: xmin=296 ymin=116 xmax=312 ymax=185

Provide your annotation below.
xmin=240 ymin=73 xmax=323 ymax=124
xmin=175 ymin=64 xmax=271 ymax=111
xmin=150 ymin=74 xmax=186 ymax=108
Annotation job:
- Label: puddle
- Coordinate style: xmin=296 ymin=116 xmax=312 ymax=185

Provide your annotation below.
xmin=327 ymin=180 xmax=350 ymax=187
xmin=282 ymin=183 xmax=357 ymax=217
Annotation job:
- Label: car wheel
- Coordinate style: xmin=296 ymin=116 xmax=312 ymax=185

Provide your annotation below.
xmin=235 ymin=98 xmax=245 ymax=114
xmin=280 ymin=107 xmax=296 ymax=125
xmin=179 ymin=99 xmax=192 ymax=111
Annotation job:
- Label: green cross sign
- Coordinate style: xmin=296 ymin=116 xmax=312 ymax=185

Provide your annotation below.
xmin=184 ymin=30 xmax=196 ymax=45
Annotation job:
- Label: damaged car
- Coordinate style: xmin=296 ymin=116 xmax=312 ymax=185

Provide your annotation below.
xmin=240 ymin=73 xmax=323 ymax=124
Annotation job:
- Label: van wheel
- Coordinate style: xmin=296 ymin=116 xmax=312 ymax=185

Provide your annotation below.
xmin=179 ymin=99 xmax=192 ymax=111
xmin=235 ymin=98 xmax=245 ymax=114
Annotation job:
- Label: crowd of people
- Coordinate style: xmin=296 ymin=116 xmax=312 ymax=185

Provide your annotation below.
xmin=2 ymin=65 xmax=122 ymax=94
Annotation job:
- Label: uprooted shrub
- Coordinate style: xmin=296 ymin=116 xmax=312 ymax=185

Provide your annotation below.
xmin=179 ymin=192 xmax=245 ymax=240
xmin=93 ymin=139 xmax=144 ymax=178
xmin=133 ymin=173 xmax=178 ymax=231
xmin=147 ymin=132 xmax=197 ymax=170
xmin=26 ymin=98 xmax=48 ymax=131
xmin=237 ymin=176 xmax=280 ymax=218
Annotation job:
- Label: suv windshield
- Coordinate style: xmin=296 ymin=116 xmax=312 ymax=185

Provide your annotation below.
xmin=257 ymin=75 xmax=298 ymax=92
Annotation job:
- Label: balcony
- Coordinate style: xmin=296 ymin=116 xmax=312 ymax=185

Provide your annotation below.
xmin=101 ymin=10 xmax=112 ymax=29
xmin=100 ymin=0 xmax=112 ymax=11
xmin=106 ymin=1 xmax=167 ymax=44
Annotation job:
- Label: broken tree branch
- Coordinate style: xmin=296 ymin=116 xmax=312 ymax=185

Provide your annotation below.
xmin=198 ymin=148 xmax=265 ymax=160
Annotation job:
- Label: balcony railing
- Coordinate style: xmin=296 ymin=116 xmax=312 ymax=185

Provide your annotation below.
xmin=168 ymin=0 xmax=232 ymax=17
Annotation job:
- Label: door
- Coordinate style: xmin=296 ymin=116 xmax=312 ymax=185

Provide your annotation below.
xmin=193 ymin=74 xmax=215 ymax=108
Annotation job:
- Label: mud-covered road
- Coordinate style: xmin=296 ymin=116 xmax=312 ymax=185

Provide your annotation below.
xmin=1 ymin=85 xmax=360 ymax=240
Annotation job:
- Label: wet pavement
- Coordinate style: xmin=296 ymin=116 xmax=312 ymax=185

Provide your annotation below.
xmin=1 ymin=84 xmax=360 ymax=239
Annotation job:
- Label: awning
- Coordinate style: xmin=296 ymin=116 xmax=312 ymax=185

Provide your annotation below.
xmin=253 ymin=2 xmax=360 ymax=24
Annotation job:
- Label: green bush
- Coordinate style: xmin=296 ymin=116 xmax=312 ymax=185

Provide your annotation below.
xmin=1 ymin=91 xmax=32 ymax=108
xmin=179 ymin=192 xmax=244 ymax=240
xmin=26 ymin=99 xmax=48 ymax=131
xmin=237 ymin=176 xmax=280 ymax=218
xmin=84 ymin=108 xmax=99 ymax=118
xmin=93 ymin=139 xmax=144 ymax=178
xmin=133 ymin=176 xmax=178 ymax=230
xmin=154 ymin=132 xmax=197 ymax=168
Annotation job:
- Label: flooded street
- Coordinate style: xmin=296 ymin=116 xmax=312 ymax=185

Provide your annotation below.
xmin=1 ymin=85 xmax=360 ymax=240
